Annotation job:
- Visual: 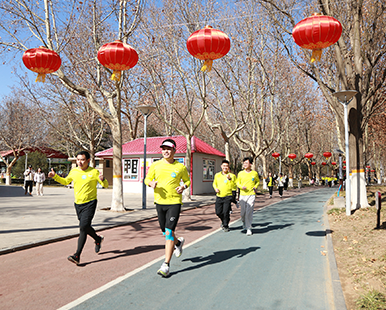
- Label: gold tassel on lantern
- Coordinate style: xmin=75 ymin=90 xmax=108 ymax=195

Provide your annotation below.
xmin=310 ymin=49 xmax=323 ymax=63
xmin=201 ymin=59 xmax=213 ymax=72
xmin=111 ymin=70 xmax=122 ymax=81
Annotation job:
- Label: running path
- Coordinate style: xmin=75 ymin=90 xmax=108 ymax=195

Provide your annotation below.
xmin=0 ymin=187 xmax=331 ymax=310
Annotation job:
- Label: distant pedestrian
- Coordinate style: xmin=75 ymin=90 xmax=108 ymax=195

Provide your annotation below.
xmin=213 ymin=159 xmax=237 ymax=232
xmin=265 ymin=172 xmax=276 ymax=198
xmin=34 ymin=168 xmax=46 ymax=196
xmin=48 ymin=151 xmax=108 ymax=266
xmin=284 ymin=174 xmax=289 ymax=190
xmin=145 ymin=139 xmax=190 ymax=278
xmin=24 ymin=164 xmax=35 ymax=196
xmin=236 ymin=157 xmax=260 ymax=236
xmin=278 ymin=173 xmax=285 ymax=198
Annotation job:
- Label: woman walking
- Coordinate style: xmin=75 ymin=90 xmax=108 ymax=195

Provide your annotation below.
xmin=34 ymin=167 xmax=46 ymax=196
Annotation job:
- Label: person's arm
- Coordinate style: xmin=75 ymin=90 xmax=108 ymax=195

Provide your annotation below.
xmin=48 ymin=168 xmax=73 ymax=186
xmin=144 ymin=163 xmax=157 ymax=189
xmin=97 ymin=173 xmax=108 ymax=188
xmin=213 ymin=173 xmax=220 ymax=193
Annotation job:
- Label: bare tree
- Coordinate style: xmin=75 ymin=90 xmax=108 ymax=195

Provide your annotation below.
xmin=256 ymin=0 xmax=386 ymax=209
xmin=0 ymin=93 xmax=47 ymax=184
xmin=0 ymin=0 xmax=144 ymax=211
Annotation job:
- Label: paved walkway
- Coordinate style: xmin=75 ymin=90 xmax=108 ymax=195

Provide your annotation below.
xmin=0 ymin=184 xmax=346 ymax=309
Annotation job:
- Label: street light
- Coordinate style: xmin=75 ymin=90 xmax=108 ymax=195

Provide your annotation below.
xmin=137 ymin=105 xmax=156 ymax=209
xmin=332 ymin=90 xmax=358 ymax=216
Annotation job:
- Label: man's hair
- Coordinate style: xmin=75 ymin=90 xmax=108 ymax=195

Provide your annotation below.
xmin=76 ymin=150 xmax=90 ymax=160
xmin=243 ymin=157 xmax=253 ymax=164
xmin=221 ymin=159 xmax=230 ymax=165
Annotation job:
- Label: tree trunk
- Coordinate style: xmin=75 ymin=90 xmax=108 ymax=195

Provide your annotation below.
xmin=110 ymin=121 xmax=125 ymax=212
xmin=348 ymin=98 xmax=368 ymax=209
xmin=288 ymin=165 xmax=294 ymax=187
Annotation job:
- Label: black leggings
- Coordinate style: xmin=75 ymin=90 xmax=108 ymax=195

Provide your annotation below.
xmin=268 ymin=186 xmax=273 ymax=196
xmin=74 ymin=200 xmax=100 ymax=257
xmin=215 ymin=196 xmax=232 ymax=228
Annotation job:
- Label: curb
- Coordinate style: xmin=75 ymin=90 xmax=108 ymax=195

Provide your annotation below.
xmin=324 ymin=197 xmax=347 ymax=310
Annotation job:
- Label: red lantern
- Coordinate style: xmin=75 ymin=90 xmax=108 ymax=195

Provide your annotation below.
xmin=311 ymin=161 xmax=316 ymax=166
xmin=371 ymin=169 xmax=375 ymax=173
xmin=331 ymin=162 xmax=336 ymax=166
xmin=22 ymin=47 xmax=61 ymax=82
xmin=288 ymin=154 xmax=297 ymax=161
xmin=323 ymin=152 xmax=332 ymax=159
xmin=366 ymin=165 xmax=371 ymax=169
xmin=343 ymin=166 xmax=346 ymax=169
xmin=97 ymin=40 xmax=138 ymax=81
xmin=272 ymin=152 xmax=280 ymax=160
xmin=187 ymin=25 xmax=231 ymax=72
xmin=322 ymin=162 xmax=327 ymax=166
xmin=305 ymin=153 xmax=313 ymax=160
xmin=292 ymin=13 xmax=342 ymax=63
xmin=343 ymin=160 xmax=346 ymax=164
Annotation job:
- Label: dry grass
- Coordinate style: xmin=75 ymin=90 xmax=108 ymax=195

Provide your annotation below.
xmin=328 ymin=185 xmax=386 ymax=310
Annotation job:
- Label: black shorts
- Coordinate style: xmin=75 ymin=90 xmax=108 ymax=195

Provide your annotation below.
xmin=156 ymin=203 xmax=181 ymax=232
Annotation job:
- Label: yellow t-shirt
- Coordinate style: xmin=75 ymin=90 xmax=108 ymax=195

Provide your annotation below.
xmin=213 ymin=172 xmax=237 ymax=197
xmin=53 ymin=167 xmax=108 ymax=204
xmin=144 ymin=159 xmax=191 ymax=205
xmin=236 ymin=170 xmax=260 ymax=196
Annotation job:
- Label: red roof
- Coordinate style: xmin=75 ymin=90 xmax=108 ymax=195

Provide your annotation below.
xmin=96 ymin=135 xmax=225 ymax=157
xmin=0 ymin=147 xmax=68 ymax=159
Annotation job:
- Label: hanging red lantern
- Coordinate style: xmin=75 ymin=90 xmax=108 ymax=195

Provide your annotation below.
xmin=22 ymin=47 xmax=61 ymax=82
xmin=186 ymin=25 xmax=231 ymax=72
xmin=311 ymin=161 xmax=316 ymax=166
xmin=331 ymin=162 xmax=336 ymax=166
xmin=292 ymin=13 xmax=342 ymax=63
xmin=366 ymin=165 xmax=371 ymax=169
xmin=272 ymin=152 xmax=280 ymax=160
xmin=343 ymin=160 xmax=346 ymax=164
xmin=323 ymin=152 xmax=332 ymax=159
xmin=97 ymin=40 xmax=138 ymax=81
xmin=343 ymin=166 xmax=346 ymax=169
xmin=322 ymin=162 xmax=327 ymax=166
xmin=371 ymin=169 xmax=375 ymax=173
xmin=305 ymin=153 xmax=313 ymax=160
xmin=288 ymin=154 xmax=297 ymax=161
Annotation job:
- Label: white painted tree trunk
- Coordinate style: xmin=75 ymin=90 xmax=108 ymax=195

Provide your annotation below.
xmin=350 ymin=171 xmax=369 ymax=209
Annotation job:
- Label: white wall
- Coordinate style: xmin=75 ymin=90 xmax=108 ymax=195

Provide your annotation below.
xmin=121 ymin=153 xmax=224 ymax=195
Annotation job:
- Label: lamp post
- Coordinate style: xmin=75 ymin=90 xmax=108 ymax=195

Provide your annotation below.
xmin=332 ymin=90 xmax=358 ymax=216
xmin=137 ymin=105 xmax=156 ymax=209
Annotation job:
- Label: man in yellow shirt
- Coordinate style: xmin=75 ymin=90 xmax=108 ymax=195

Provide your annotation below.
xmin=145 ymin=139 xmax=190 ymax=278
xmin=213 ymin=159 xmax=237 ymax=232
xmin=236 ymin=157 xmax=260 ymax=236
xmin=48 ymin=151 xmax=108 ymax=265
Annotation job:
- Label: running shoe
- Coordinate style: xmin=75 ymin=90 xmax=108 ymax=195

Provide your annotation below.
xmin=222 ymin=226 xmax=230 ymax=232
xmin=95 ymin=235 xmax=104 ymax=253
xmin=246 ymin=229 xmax=252 ymax=236
xmin=157 ymin=262 xmax=170 ymax=277
xmin=174 ymin=237 xmax=185 ymax=258
xmin=67 ymin=254 xmax=80 ymax=265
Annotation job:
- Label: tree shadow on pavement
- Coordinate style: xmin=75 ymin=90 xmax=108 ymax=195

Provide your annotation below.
xmin=172 ymin=247 xmax=260 ymax=276
xmin=250 ymin=223 xmax=294 ymax=234
xmin=78 ymin=245 xmax=165 ymax=266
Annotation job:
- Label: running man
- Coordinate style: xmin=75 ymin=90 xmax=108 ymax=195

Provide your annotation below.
xmin=213 ymin=159 xmax=237 ymax=232
xmin=48 ymin=151 xmax=108 ymax=265
xmin=145 ymin=138 xmax=191 ymax=278
xmin=236 ymin=157 xmax=260 ymax=236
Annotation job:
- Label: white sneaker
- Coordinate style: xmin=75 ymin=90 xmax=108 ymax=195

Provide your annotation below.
xmin=174 ymin=237 xmax=185 ymax=258
xmin=157 ymin=262 xmax=170 ymax=277
xmin=246 ymin=229 xmax=252 ymax=236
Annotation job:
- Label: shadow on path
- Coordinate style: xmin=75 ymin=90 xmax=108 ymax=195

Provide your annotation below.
xmin=78 ymin=245 xmax=165 ymax=267
xmin=172 ymin=247 xmax=260 ymax=276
